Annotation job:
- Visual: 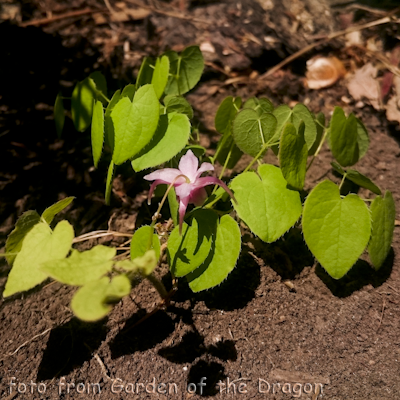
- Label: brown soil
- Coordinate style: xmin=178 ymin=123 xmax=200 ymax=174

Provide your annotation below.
xmin=1 ymin=1 xmax=400 ymax=399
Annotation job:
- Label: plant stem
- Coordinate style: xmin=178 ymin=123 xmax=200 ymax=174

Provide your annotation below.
xmin=146 ymin=273 xmax=169 ymax=299
xmin=243 ymin=140 xmax=279 ymax=173
xmin=338 ymin=173 xmax=347 ymax=192
xmin=98 ymin=91 xmax=110 ymax=103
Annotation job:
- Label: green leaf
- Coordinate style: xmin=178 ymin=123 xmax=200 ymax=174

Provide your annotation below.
xmin=104 ymin=90 xmax=121 ymax=150
xmin=71 ymin=275 xmax=131 ymax=322
xmin=215 ymin=96 xmax=242 ymax=134
xmin=308 ymin=112 xmax=325 ymax=155
xmin=231 ymin=164 xmax=302 ymax=242
xmin=232 ymin=109 xmax=277 ymax=157
xmin=5 ymin=211 xmax=41 ymax=266
xmin=330 ymin=107 xmax=359 ymax=167
xmin=356 ymin=118 xmax=369 ymax=160
xmin=91 ymin=100 xmax=105 ymax=168
xmin=187 ymin=214 xmax=240 ymax=292
xmin=131 ymin=112 xmax=190 ymax=171
xmin=40 ymin=245 xmax=116 ymax=286
xmin=168 ymin=209 xmax=217 ymax=277
xmin=368 ymin=191 xmax=395 ymax=269
xmin=292 ymin=103 xmax=317 ymax=150
xmin=4 ymin=221 xmax=74 ymax=297
xmin=136 ymin=57 xmax=154 ymax=88
xmin=273 ymin=105 xmax=292 ymax=141
xmin=71 ymin=78 xmax=97 ymax=132
xmin=165 ymin=46 xmax=204 ymax=95
xmin=89 ymin=71 xmax=108 ymax=105
xmin=112 ymin=84 xmax=160 ymax=165
xmin=121 ymin=84 xmax=136 ymax=101
xmin=54 ymin=92 xmax=65 ymax=138
xmin=331 ymin=163 xmax=381 ymax=195
xmin=42 ymin=197 xmax=75 ymax=225
xmin=303 ymin=180 xmax=371 ymax=279
xmin=105 ymin=160 xmax=115 ymax=206
xmin=164 ymin=95 xmax=194 ymax=119
xmin=243 ymin=97 xmax=274 ymax=115
xmin=130 ymin=226 xmax=161 ymax=261
xmin=152 ymin=55 xmax=170 ymax=99
xmin=279 ymin=122 xmax=307 ymax=190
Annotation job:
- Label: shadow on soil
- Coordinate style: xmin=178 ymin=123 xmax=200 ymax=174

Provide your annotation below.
xmin=37 ymin=318 xmax=107 ymax=380
xmin=316 ymin=248 xmax=394 ymax=298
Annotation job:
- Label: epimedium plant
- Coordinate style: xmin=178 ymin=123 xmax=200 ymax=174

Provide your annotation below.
xmin=1 ymin=46 xmax=396 ymax=323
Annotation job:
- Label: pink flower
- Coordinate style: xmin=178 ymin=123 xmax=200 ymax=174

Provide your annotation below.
xmin=144 ymin=150 xmax=235 ymax=233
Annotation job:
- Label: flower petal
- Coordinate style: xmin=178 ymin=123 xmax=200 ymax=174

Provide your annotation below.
xmin=195 ymin=162 xmax=214 ymax=180
xmin=147 ymin=180 xmax=164 ymax=204
xmin=175 ymin=182 xmax=193 ymax=199
xmin=143 ymin=168 xmax=182 ymax=183
xmin=189 ymin=187 xmax=208 ymax=206
xmin=178 ymin=196 xmax=190 ymax=234
xmin=194 ymin=177 xmax=237 ymax=203
xmin=178 ymin=150 xmax=198 ymax=182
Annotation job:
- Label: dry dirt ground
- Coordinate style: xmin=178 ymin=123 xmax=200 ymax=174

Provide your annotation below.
xmin=0 ymin=1 xmax=400 ymax=399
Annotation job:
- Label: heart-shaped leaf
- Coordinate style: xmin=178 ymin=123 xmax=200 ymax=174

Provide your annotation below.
xmin=71 ymin=77 xmax=97 ymax=132
xmin=232 ymin=109 xmax=277 ymax=157
xmin=131 ymin=112 xmax=190 ymax=171
xmin=164 ymin=95 xmax=194 ymax=119
xmin=368 ymin=191 xmax=395 ymax=269
xmin=104 ymin=89 xmax=121 ymax=150
xmin=243 ymin=97 xmax=274 ymax=115
xmin=303 ymin=180 xmax=371 ymax=279
xmin=168 ymin=209 xmax=217 ymax=277
xmin=40 ymin=245 xmax=116 ymax=286
xmin=230 ymin=164 xmax=302 ymax=242
xmin=187 ymin=214 xmax=241 ymax=292
xmin=71 ymin=275 xmax=131 ymax=322
xmin=291 ymin=103 xmax=317 ymax=149
xmin=4 ymin=221 xmax=74 ymax=297
xmin=111 ymin=84 xmax=159 ymax=165
xmin=151 ymin=55 xmax=170 ymax=99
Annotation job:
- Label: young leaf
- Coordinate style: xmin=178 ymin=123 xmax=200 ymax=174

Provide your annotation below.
xmin=121 ymin=84 xmax=136 ymax=101
xmin=54 ymin=92 xmax=65 ymax=138
xmin=215 ymin=96 xmax=242 ymax=134
xmin=89 ymin=71 xmax=108 ymax=103
xmin=330 ymin=107 xmax=359 ymax=167
xmin=71 ymin=78 xmax=97 ymax=132
xmin=168 ymin=209 xmax=217 ymax=277
xmin=111 ymin=84 xmax=159 ymax=165
xmin=164 ymin=95 xmax=194 ymax=119
xmin=356 ymin=118 xmax=369 ymax=160
xmin=303 ymin=180 xmax=371 ymax=279
xmin=368 ymin=191 xmax=395 ymax=269
xmin=230 ymin=164 xmax=302 ymax=243
xmin=71 ymin=275 xmax=131 ymax=322
xmin=331 ymin=162 xmax=381 ymax=194
xmin=91 ymin=100 xmax=105 ymax=168
xmin=40 ymin=245 xmax=116 ymax=286
xmin=131 ymin=112 xmax=190 ymax=171
xmin=5 ymin=210 xmax=41 ymax=266
xmin=41 ymin=196 xmax=75 ymax=225
xmin=279 ymin=122 xmax=308 ymax=190
xmin=232 ymin=109 xmax=277 ymax=157
xmin=136 ymin=57 xmax=155 ymax=88
xmin=168 ymin=187 xmax=179 ymax=227
xmin=187 ymin=214 xmax=240 ymax=292
xmin=105 ymin=160 xmax=115 ymax=205
xmin=104 ymin=89 xmax=122 ymax=150
xmin=165 ymin=46 xmax=204 ymax=95
xmin=273 ymin=104 xmax=292 ymax=142
xmin=308 ymin=112 xmax=325 ymax=155
xmin=4 ymin=221 xmax=74 ymax=297
xmin=152 ymin=55 xmax=170 ymax=99
xmin=292 ymin=103 xmax=317 ymax=150
xmin=130 ymin=226 xmax=161 ymax=261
